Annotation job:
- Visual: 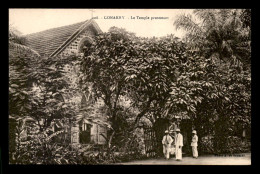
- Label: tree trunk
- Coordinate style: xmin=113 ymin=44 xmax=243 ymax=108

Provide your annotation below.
xmin=108 ymin=131 xmax=115 ymax=149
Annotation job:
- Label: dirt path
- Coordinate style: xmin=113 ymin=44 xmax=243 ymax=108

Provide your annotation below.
xmin=118 ymin=153 xmax=251 ymax=165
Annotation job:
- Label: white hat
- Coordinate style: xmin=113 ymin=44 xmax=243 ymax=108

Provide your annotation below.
xmin=165 ymin=130 xmax=169 ymax=133
xmin=192 ymin=130 xmax=197 ymax=134
xmin=176 ymin=128 xmax=180 ymax=132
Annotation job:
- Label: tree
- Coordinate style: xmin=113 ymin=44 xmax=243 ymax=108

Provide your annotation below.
xmin=174 ymin=9 xmax=251 ymax=67
xmin=240 ymin=9 xmax=251 ymax=29
xmin=26 ymin=55 xmax=80 ymax=131
xmin=9 ymin=50 xmax=85 ymax=162
xmin=9 ymin=29 xmax=80 ymax=156
xmin=79 ymin=27 xmax=197 ymax=148
xmin=125 ymin=35 xmax=188 ymax=125
xmin=9 ymin=25 xmax=39 ymax=57
xmin=9 ymin=27 xmax=40 ymax=155
xmin=78 ymin=27 xmax=142 ymax=147
xmin=9 ymin=27 xmax=40 ymax=118
xmin=79 ymin=21 xmax=251 ymax=154
xmin=173 ymin=9 xmax=251 ymax=153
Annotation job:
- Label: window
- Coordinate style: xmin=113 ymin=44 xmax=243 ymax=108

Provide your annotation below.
xmin=78 ymin=37 xmax=92 ymax=55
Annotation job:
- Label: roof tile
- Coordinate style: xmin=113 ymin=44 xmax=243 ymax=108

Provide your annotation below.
xmin=25 ymin=21 xmax=87 ymax=56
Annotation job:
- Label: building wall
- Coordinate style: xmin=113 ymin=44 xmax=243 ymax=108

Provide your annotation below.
xmin=60 ymin=27 xmax=95 ymax=56
xmin=58 ymin=27 xmax=107 ymax=145
xmin=71 ymin=126 xmax=79 ymax=143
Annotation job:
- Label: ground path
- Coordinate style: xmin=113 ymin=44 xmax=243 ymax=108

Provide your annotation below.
xmin=118 ymin=153 xmax=251 ymax=165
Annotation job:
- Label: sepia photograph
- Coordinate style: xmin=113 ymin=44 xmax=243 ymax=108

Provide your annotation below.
xmin=8 ymin=8 xmax=251 ymax=165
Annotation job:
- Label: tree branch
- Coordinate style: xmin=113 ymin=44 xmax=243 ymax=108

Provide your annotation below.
xmin=113 ymin=82 xmax=122 ymax=111
xmin=134 ymin=98 xmax=154 ymax=126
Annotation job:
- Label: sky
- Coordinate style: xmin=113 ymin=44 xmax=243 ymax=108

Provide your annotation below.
xmin=9 ymin=9 xmax=193 ymax=38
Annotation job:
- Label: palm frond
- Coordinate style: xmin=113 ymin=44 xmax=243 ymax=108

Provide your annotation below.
xmin=9 ymin=26 xmax=26 ymax=45
xmin=174 ymin=14 xmax=203 ymax=34
xmin=193 ymin=9 xmax=217 ymax=29
xmin=9 ymin=26 xmax=40 ymax=57
xmin=9 ymin=41 xmax=40 ymax=57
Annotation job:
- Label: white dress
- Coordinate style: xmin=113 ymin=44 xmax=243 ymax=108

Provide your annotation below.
xmin=175 ymin=133 xmax=183 ymax=160
xmin=191 ymin=135 xmax=198 ymax=158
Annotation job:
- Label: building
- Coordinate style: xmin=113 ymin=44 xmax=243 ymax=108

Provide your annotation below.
xmin=26 ymin=19 xmax=107 ymax=145
xmin=26 ymin=19 xmax=102 ymax=57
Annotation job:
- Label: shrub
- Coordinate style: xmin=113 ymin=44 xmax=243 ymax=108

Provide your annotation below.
xmin=199 ymin=135 xmax=251 ymax=155
xmin=10 ymin=127 xmax=146 ymax=164
xmin=225 ymin=136 xmax=251 ymax=154
xmin=200 ymin=135 xmax=214 ymax=154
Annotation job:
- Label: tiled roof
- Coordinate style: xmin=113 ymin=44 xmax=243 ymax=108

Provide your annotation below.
xmin=25 ymin=20 xmax=87 ymax=56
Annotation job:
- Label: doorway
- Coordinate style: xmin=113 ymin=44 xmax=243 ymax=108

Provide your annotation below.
xmin=79 ymin=122 xmax=91 ymax=144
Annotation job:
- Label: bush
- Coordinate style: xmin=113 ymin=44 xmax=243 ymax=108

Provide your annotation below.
xmin=200 ymin=135 xmax=214 ymax=154
xmin=78 ymin=132 xmax=147 ymax=164
xmin=73 ymin=128 xmax=147 ymax=164
xmin=80 ymin=149 xmax=147 ymax=164
xmin=10 ymin=126 xmax=146 ymax=164
xmin=9 ymin=127 xmax=85 ymax=164
xmin=225 ymin=136 xmax=251 ymax=154
xmin=199 ymin=135 xmax=251 ymax=155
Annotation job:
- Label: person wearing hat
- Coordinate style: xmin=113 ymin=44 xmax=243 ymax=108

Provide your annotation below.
xmin=175 ymin=128 xmax=183 ymax=161
xmin=162 ymin=130 xmax=173 ymax=160
xmin=191 ymin=130 xmax=198 ymax=158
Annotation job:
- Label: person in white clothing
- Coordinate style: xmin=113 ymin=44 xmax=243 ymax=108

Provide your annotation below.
xmin=175 ymin=128 xmax=183 ymax=161
xmin=162 ymin=130 xmax=173 ymax=160
xmin=191 ymin=130 xmax=198 ymax=158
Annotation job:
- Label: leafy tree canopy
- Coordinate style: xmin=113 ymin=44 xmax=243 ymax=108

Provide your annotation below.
xmin=174 ymin=9 xmax=251 ymax=67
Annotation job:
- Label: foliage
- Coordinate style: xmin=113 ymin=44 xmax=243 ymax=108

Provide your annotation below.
xmin=174 ymin=9 xmax=251 ymax=67
xmin=78 ymin=131 xmax=146 ymax=164
xmin=199 ymin=135 xmax=214 ymax=154
xmin=9 ymin=11 xmax=251 ymax=162
xmin=9 ymin=27 xmax=40 ymax=154
xmin=79 ymin=22 xmax=251 ymax=154
xmin=79 ymin=27 xmax=194 ymax=151
xmin=173 ymin=9 xmax=251 ymax=154
xmin=9 ymin=28 xmax=80 ymax=159
xmin=26 ymin=55 xmax=79 ymax=131
xmin=9 ymin=61 xmax=31 ymax=118
xmin=75 ymin=97 xmax=112 ymax=131
xmin=10 ymin=54 xmax=79 ymax=130
xmin=9 ymin=26 xmax=145 ymax=164
xmin=79 ymin=27 xmax=191 ymax=126
xmin=200 ymin=135 xmax=251 ymax=155
xmin=10 ymin=126 xmax=84 ymax=164
xmin=9 ymin=25 xmax=39 ymax=57
xmin=10 ymin=123 xmax=145 ymax=164
xmin=9 ymin=27 xmax=78 ymax=129
xmin=9 ymin=50 xmax=34 ymax=118
xmin=78 ymin=27 xmax=144 ymax=146
xmin=240 ymin=9 xmax=251 ymax=29
xmin=225 ymin=136 xmax=251 ymax=154
xmin=124 ymin=36 xmax=188 ymax=124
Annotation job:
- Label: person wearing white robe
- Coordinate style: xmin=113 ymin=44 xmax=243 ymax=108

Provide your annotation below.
xmin=175 ymin=129 xmax=183 ymax=161
xmin=191 ymin=130 xmax=198 ymax=158
xmin=162 ymin=130 xmax=173 ymax=160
